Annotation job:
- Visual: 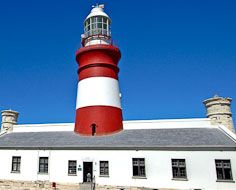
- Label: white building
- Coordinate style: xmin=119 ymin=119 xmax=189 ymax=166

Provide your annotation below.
xmin=0 ymin=110 xmax=236 ymax=190
xmin=0 ymin=4 xmax=235 ymax=190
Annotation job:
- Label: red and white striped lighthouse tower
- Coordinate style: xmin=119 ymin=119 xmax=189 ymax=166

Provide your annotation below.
xmin=75 ymin=4 xmax=123 ymax=136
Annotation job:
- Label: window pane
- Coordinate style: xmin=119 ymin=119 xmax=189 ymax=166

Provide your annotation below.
xmin=94 ymin=29 xmax=100 ymax=35
xmin=140 ymin=166 xmax=145 ymax=176
xmin=97 ymin=23 xmax=102 ymax=29
xmin=133 ymin=161 xmax=138 ymax=165
xmin=216 ymin=162 xmax=222 ymax=168
xmin=180 ymin=168 xmax=186 ymax=177
xmin=39 ymin=165 xmax=44 ymax=171
xmin=97 ymin=16 xmax=102 ymax=22
xmin=13 ymin=164 xmax=17 ymax=171
xmin=91 ymin=17 xmax=96 ymax=23
xmin=133 ymin=166 xmax=139 ymax=176
xmin=224 ymin=168 xmax=232 ymax=180
xmin=140 ymin=160 xmax=145 ymax=166
xmin=172 ymin=168 xmax=178 ymax=178
xmin=103 ymin=23 xmax=107 ymax=28
xmin=103 ymin=18 xmax=107 ymax=24
xmin=216 ymin=168 xmax=223 ymax=179
xmin=91 ymin=24 xmax=96 ymax=29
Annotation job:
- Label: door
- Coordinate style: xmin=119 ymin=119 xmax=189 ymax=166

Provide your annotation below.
xmin=83 ymin=162 xmax=93 ymax=182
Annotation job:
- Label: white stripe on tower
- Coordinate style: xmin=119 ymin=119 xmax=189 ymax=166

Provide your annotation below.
xmin=76 ymin=77 xmax=121 ymax=109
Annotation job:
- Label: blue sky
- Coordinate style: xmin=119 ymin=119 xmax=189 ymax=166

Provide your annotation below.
xmin=0 ymin=0 xmax=236 ymax=124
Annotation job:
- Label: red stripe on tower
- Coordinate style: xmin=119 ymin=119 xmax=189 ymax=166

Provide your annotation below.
xmin=74 ymin=4 xmax=123 ymax=136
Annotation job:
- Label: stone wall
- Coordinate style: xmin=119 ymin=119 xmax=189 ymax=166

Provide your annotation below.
xmin=0 ymin=180 xmax=179 ymax=190
xmin=0 ymin=180 xmax=77 ymax=190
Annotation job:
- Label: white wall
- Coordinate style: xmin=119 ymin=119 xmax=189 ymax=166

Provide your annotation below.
xmin=0 ymin=149 xmax=235 ymax=190
xmin=0 ymin=150 xmax=50 ymax=181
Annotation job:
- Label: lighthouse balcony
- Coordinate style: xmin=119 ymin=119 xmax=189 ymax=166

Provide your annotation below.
xmin=82 ymin=34 xmax=112 ymax=47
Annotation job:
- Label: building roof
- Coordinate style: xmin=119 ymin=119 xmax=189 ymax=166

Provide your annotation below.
xmin=0 ymin=127 xmax=235 ymax=151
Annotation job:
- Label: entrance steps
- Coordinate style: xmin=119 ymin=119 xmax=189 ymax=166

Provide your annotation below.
xmin=79 ymin=183 xmax=94 ymax=190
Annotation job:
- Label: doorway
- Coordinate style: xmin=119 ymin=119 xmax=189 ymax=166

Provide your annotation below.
xmin=83 ymin=162 xmax=93 ymax=182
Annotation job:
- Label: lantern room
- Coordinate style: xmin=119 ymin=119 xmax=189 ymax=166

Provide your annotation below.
xmin=82 ymin=4 xmax=112 ymax=46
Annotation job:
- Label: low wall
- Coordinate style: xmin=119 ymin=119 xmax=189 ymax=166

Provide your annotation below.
xmin=0 ymin=180 xmax=76 ymax=190
xmin=0 ymin=180 xmax=178 ymax=190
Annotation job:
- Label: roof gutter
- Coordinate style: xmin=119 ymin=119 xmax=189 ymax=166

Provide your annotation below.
xmin=0 ymin=146 xmax=235 ymax=151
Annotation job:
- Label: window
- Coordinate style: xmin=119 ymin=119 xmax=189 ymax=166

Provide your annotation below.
xmin=84 ymin=16 xmax=110 ymax=37
xmin=39 ymin=157 xmax=48 ymax=174
xmin=100 ymin=161 xmax=109 ymax=176
xmin=68 ymin=160 xmax=77 ymax=175
xmin=215 ymin=160 xmax=233 ymax=181
xmin=172 ymin=159 xmax=187 ymax=179
xmin=11 ymin=156 xmax=21 ymax=173
xmin=132 ymin=158 xmax=145 ymax=177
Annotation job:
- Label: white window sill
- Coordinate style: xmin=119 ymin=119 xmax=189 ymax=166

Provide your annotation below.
xmin=11 ymin=171 xmax=20 ymax=174
xmin=99 ymin=175 xmax=109 ymax=177
xmin=172 ymin=178 xmax=188 ymax=181
xmin=37 ymin=172 xmax=49 ymax=175
xmin=132 ymin=176 xmax=147 ymax=179
xmin=68 ymin=174 xmax=77 ymax=176
xmin=216 ymin=179 xmax=235 ymax=183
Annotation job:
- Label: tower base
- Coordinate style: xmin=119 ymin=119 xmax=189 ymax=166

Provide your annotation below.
xmin=75 ymin=106 xmax=123 ymax=136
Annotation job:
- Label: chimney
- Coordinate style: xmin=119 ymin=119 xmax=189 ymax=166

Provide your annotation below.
xmin=203 ymin=95 xmax=235 ymax=133
xmin=1 ymin=110 xmax=19 ymax=132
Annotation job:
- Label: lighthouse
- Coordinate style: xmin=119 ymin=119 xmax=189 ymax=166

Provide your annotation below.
xmin=74 ymin=4 xmax=123 ymax=136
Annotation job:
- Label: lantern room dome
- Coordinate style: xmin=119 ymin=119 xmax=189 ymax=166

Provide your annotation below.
xmin=85 ymin=5 xmax=110 ymax=21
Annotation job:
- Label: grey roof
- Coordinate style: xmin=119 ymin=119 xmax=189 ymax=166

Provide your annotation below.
xmin=0 ymin=128 xmax=235 ymax=151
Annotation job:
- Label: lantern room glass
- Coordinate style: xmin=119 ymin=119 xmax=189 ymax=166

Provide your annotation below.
xmin=84 ymin=16 xmax=110 ymax=37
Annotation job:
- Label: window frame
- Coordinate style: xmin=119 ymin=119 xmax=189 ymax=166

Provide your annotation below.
xmin=38 ymin=157 xmax=49 ymax=174
xmin=132 ymin=158 xmax=146 ymax=178
xmin=11 ymin=156 xmax=21 ymax=173
xmin=171 ymin=159 xmax=187 ymax=180
xmin=68 ymin=160 xmax=77 ymax=176
xmin=99 ymin=161 xmax=109 ymax=177
xmin=215 ymin=159 xmax=234 ymax=181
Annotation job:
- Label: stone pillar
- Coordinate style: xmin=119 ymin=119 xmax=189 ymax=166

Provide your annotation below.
xmin=203 ymin=95 xmax=235 ymax=133
xmin=1 ymin=110 xmax=19 ymax=132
